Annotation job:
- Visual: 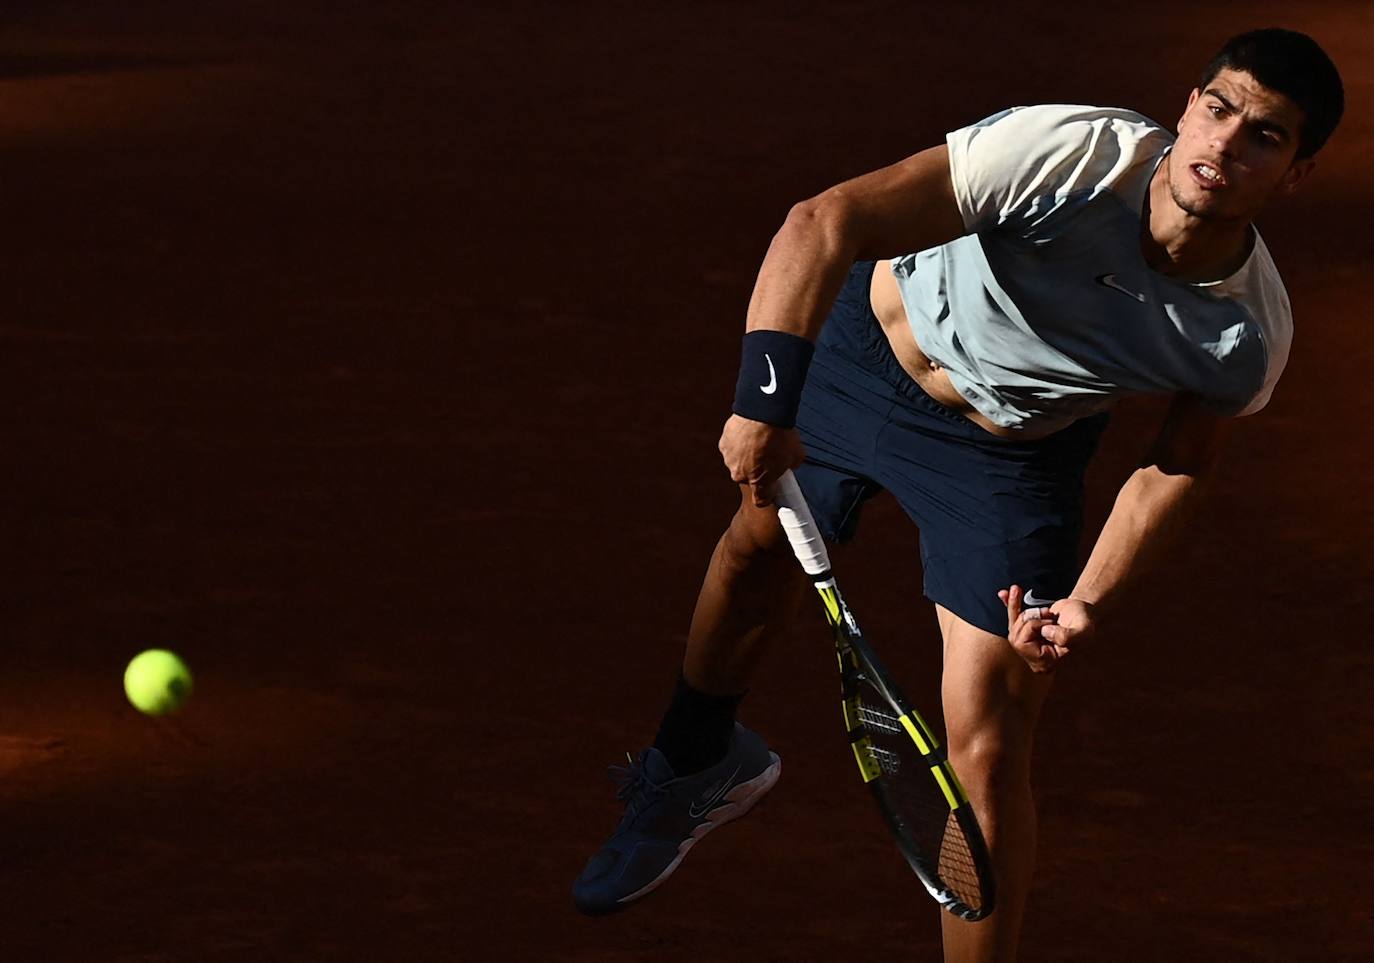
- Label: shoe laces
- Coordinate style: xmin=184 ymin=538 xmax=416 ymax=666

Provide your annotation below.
xmin=609 ymin=751 xmax=668 ymax=818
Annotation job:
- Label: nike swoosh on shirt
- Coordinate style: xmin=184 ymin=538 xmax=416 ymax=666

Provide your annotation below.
xmin=1096 ymin=273 xmax=1147 ymax=303
xmin=1023 ymin=591 xmax=1058 ymax=608
xmin=688 ymin=763 xmax=742 ymax=818
xmin=760 ymin=354 xmax=778 ymax=394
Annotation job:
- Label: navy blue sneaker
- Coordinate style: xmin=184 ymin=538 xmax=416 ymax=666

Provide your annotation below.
xmin=573 ymin=723 xmax=781 ymax=915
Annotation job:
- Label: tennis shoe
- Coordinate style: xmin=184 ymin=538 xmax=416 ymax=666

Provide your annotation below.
xmin=572 ymin=723 xmax=781 ymax=915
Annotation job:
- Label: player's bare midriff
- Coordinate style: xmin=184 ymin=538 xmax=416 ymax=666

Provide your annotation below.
xmin=869 ymin=260 xmax=1060 ymax=441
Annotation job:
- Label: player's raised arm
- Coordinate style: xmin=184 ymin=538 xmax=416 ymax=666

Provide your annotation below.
xmin=723 ymin=144 xmax=968 ymax=505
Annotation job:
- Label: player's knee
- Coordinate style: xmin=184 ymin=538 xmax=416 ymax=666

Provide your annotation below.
xmin=947 ymin=724 xmax=1032 ymax=799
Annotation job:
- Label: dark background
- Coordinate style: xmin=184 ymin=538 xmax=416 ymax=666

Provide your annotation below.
xmin=1 ymin=2 xmax=1370 ymax=960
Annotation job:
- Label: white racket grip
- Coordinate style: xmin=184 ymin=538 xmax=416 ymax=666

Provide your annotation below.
xmin=774 ymin=470 xmax=832 ymax=576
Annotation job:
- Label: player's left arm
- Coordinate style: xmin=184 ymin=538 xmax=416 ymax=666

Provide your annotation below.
xmin=1004 ymin=393 xmax=1233 ymax=672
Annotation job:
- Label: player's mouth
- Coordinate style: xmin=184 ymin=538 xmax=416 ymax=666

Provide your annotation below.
xmin=1189 ymin=162 xmax=1228 ymax=189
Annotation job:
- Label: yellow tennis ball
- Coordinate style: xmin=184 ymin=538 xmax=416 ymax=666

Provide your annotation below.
xmin=123 ymin=649 xmax=193 ymax=716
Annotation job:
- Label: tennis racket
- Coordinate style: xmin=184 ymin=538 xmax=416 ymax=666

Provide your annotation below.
xmin=774 ymin=469 xmax=995 ymax=921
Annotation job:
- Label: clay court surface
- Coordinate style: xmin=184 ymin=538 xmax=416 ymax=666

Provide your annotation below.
xmin=1 ymin=2 xmax=1370 ymax=959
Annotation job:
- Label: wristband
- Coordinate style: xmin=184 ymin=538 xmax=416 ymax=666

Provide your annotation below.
xmin=731 ymin=330 xmax=814 ymax=428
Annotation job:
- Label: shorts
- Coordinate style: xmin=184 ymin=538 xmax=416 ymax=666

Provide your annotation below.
xmin=793 ymin=260 xmax=1110 ymax=637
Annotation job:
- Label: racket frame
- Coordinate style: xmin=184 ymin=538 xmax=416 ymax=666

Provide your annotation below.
xmin=775 ymin=470 xmax=996 ymax=922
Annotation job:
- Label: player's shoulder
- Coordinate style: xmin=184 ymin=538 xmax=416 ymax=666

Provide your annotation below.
xmin=947 ymin=104 xmax=1173 ymax=229
xmin=1211 ymin=230 xmax=1292 ymax=325
xmin=958 ymin=103 xmax=1173 ymax=153
xmin=1226 ymin=230 xmax=1292 ymax=345
xmin=1204 ymin=229 xmax=1293 ymax=418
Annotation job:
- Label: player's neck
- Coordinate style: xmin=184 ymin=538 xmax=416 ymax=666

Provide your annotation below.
xmin=1140 ymin=161 xmax=1254 ymax=283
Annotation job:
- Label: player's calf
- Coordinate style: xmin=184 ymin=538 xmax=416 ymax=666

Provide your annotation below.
xmin=684 ymin=488 xmax=806 ymax=695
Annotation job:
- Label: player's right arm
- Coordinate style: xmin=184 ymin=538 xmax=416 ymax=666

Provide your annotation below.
xmin=722 ymin=143 xmax=969 ymax=506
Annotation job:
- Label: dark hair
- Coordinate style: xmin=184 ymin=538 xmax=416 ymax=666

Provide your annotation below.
xmin=1199 ymin=28 xmax=1344 ymax=158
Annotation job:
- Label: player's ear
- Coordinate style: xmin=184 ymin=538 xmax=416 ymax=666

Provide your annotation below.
xmin=1178 ymin=87 xmax=1201 ymax=133
xmin=1277 ymin=157 xmax=1316 ymax=196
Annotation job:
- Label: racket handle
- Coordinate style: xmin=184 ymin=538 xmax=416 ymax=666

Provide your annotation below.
xmin=774 ymin=470 xmax=832 ymax=577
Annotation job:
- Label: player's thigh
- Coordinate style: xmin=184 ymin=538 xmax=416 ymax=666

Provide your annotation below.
xmin=936 ymin=604 xmax=1053 ymax=766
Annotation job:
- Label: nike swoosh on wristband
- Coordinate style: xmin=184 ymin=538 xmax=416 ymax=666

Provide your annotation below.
xmin=1096 ymin=273 xmax=1147 ymax=303
xmin=687 ymin=763 xmax=742 ymax=818
xmin=760 ymin=354 xmax=778 ymax=394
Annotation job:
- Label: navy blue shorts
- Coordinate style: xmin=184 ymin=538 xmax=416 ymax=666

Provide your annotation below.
xmin=793 ymin=260 xmax=1110 ymax=637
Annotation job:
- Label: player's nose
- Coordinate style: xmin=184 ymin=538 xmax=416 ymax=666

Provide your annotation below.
xmin=1210 ymin=119 xmax=1243 ymax=158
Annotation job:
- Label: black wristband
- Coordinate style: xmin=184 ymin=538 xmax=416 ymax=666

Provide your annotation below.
xmin=731 ymin=330 xmax=814 ymax=428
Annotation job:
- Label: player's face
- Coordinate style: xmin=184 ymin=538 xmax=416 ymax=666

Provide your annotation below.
xmin=1168 ymin=68 xmax=1315 ymax=223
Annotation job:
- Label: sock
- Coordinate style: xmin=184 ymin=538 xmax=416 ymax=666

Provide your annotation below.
xmin=651 ymin=672 xmax=743 ymax=777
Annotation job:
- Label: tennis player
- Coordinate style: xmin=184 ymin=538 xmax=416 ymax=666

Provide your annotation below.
xmin=575 ymin=27 xmax=1343 ymax=961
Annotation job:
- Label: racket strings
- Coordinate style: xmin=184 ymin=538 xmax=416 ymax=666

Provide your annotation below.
xmin=937 ymin=811 xmax=980 ymax=906
xmin=856 ymin=693 xmax=985 ymax=911
xmin=857 ymin=705 xmax=904 ymax=735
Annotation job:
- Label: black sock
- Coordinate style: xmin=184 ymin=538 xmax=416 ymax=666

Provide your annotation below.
xmin=652 ymin=673 xmax=743 ymax=776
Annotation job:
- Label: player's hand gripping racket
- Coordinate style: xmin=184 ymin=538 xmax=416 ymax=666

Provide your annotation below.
xmin=774 ymin=469 xmax=995 ymax=921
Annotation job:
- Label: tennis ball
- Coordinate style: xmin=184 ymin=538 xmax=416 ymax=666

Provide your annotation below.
xmin=123 ymin=649 xmax=193 ymax=716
